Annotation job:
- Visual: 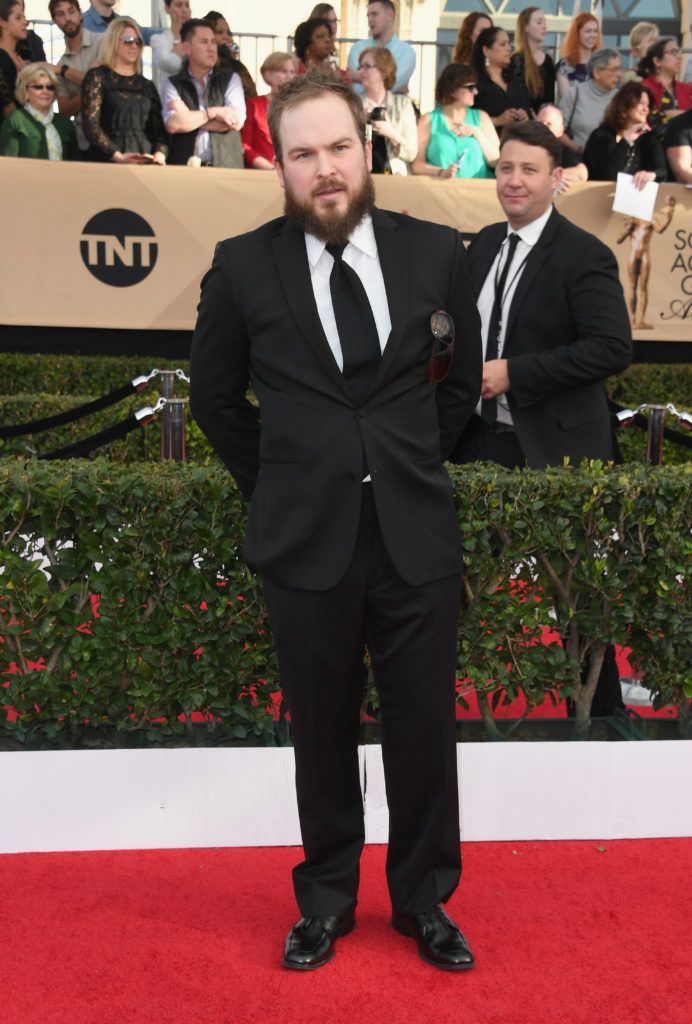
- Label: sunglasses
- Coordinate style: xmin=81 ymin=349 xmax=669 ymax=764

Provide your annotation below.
xmin=460 ymin=82 xmax=478 ymax=90
xmin=664 ymin=47 xmax=681 ymax=55
xmin=29 ymin=83 xmax=56 ymax=91
xmin=360 ymin=62 xmax=375 ymax=70
xmin=426 ymin=310 xmax=455 ymax=384
xmin=121 ymin=36 xmax=143 ymax=46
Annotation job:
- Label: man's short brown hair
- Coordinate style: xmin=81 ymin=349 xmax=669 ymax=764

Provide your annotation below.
xmin=268 ymin=67 xmax=367 ymax=166
xmin=48 ymin=0 xmax=80 ymax=16
xmin=499 ymin=120 xmax=562 ymax=169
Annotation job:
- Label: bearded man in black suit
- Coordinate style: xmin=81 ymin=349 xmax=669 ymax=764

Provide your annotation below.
xmin=190 ymin=70 xmax=483 ymax=971
xmin=452 ymin=119 xmax=633 ymax=716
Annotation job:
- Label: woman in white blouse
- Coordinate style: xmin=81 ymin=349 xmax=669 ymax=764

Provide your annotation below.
xmin=358 ymin=46 xmax=417 ymax=175
xmin=151 ymin=0 xmax=191 ymax=93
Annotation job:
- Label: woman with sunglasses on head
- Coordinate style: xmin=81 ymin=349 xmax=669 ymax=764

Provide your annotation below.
xmin=638 ymin=38 xmax=692 ymax=139
xmin=0 ymin=63 xmax=78 ymax=157
xmin=82 ymin=19 xmax=167 ymax=163
xmin=0 ymin=0 xmax=28 ymax=125
xmin=412 ymin=62 xmax=499 ymax=179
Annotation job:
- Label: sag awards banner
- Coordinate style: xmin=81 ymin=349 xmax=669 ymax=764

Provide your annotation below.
xmin=1 ymin=157 xmax=691 ymax=343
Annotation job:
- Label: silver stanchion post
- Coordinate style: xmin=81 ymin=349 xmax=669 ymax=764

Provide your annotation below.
xmin=160 ymin=370 xmax=174 ymax=460
xmin=646 ymin=405 xmax=666 ymax=466
xmin=164 ymin=398 xmax=187 ymax=462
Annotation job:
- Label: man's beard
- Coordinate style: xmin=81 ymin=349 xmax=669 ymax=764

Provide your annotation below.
xmin=284 ymin=171 xmax=376 ymax=246
xmin=63 ymin=24 xmax=81 ymax=38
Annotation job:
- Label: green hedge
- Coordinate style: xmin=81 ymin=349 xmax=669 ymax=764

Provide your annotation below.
xmin=1 ymin=351 xmax=689 ymax=403
xmin=1 ymin=460 xmax=689 ymax=749
xmin=0 ymin=353 xmax=186 ymax=396
xmin=0 ymin=356 xmax=689 ymax=464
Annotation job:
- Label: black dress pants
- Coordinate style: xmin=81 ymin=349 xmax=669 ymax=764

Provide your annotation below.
xmin=262 ymin=485 xmax=462 ymax=919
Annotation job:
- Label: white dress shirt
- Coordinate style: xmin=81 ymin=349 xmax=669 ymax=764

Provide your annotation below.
xmin=304 ymin=214 xmax=392 ymax=370
xmin=161 ymin=68 xmax=245 ymax=163
xmin=476 ymin=204 xmax=553 ymax=423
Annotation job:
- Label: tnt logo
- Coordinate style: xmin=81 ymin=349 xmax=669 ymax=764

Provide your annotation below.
xmin=80 ymin=209 xmax=158 ymax=287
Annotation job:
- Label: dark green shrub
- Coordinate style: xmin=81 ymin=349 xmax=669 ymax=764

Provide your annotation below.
xmin=1 ymin=461 xmax=689 ymax=748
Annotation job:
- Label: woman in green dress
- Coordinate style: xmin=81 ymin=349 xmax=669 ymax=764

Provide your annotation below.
xmin=412 ymin=62 xmax=499 ymax=179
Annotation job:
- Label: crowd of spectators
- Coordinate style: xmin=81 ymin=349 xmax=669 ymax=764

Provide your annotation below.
xmin=2 ymin=1 xmax=692 ymax=184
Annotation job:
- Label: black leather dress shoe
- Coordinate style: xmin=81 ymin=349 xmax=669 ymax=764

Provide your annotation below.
xmin=282 ymin=910 xmax=356 ymax=970
xmin=392 ymin=904 xmax=475 ymax=971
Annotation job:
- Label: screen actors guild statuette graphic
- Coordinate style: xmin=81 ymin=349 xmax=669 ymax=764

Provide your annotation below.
xmin=616 ymin=196 xmax=676 ymax=329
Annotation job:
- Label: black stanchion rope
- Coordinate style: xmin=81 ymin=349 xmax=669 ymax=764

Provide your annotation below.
xmin=38 ymin=413 xmax=149 ymax=461
xmin=0 ymin=381 xmax=136 ymax=439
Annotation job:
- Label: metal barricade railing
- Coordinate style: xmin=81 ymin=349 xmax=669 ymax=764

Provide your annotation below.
xmin=26 ymin=18 xmax=692 ymax=117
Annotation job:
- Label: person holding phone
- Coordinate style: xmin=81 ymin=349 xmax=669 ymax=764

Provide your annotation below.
xmin=81 ymin=18 xmax=167 ymax=163
xmin=412 ymin=62 xmax=499 ymax=179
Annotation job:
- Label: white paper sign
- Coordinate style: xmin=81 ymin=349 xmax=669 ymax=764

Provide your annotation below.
xmin=612 ymin=172 xmax=659 ymax=222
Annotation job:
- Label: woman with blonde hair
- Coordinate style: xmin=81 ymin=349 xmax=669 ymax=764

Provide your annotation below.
xmin=241 ymin=51 xmax=296 ymax=168
xmin=451 ymin=11 xmax=493 ymax=66
xmin=81 ymin=18 xmax=167 ymax=163
xmin=309 ymin=4 xmax=338 ymax=38
xmin=358 ymin=46 xmax=417 ymax=174
xmin=555 ymin=11 xmax=601 ymax=99
xmin=621 ymin=21 xmax=658 ymax=84
xmin=510 ymin=6 xmax=555 ymax=113
xmin=0 ymin=63 xmax=78 ymax=158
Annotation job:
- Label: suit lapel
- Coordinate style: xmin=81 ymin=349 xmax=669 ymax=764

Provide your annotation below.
xmin=369 ymin=208 xmax=409 ymax=393
xmin=272 ymin=221 xmax=351 ymax=398
xmin=505 ymin=209 xmax=560 ymax=344
xmin=471 ymin=224 xmax=506 ymax=298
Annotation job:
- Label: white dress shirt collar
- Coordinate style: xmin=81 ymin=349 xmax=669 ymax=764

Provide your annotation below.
xmin=505 ymin=204 xmax=553 ymax=248
xmin=304 ymin=214 xmax=377 ymax=268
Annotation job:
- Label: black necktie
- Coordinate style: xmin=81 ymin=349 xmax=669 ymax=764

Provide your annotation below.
xmin=481 ymin=232 xmax=520 ymax=425
xmin=326 ymin=243 xmax=381 ymax=404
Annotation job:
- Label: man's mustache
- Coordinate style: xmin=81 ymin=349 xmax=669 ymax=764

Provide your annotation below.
xmin=313 ymin=179 xmax=346 ymax=197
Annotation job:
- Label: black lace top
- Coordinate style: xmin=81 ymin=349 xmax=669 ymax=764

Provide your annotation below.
xmin=0 ymin=49 xmax=18 ymax=116
xmin=81 ymin=65 xmax=167 ymax=160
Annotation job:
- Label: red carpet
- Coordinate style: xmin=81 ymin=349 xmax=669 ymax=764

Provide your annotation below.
xmin=1 ymin=841 xmax=690 ymax=1024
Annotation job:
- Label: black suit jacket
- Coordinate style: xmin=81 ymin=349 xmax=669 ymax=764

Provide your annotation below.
xmin=462 ymin=208 xmax=632 ymax=467
xmin=190 ymin=208 xmax=482 ymax=591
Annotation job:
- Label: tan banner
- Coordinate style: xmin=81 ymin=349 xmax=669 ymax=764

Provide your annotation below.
xmin=1 ymin=157 xmax=690 ymax=341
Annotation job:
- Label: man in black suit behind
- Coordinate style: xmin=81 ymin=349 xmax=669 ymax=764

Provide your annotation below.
xmin=452 ymin=120 xmax=633 ymax=715
xmin=190 ymin=70 xmax=482 ymax=970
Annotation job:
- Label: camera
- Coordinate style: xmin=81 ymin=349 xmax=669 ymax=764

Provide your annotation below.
xmin=368 ymin=106 xmax=388 ymax=123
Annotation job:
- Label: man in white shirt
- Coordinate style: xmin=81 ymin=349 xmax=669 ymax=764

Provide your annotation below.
xmin=190 ymin=70 xmax=482 ymax=972
xmin=49 ymin=0 xmax=102 ymax=154
xmin=452 ymin=120 xmax=632 ymax=718
xmin=162 ymin=18 xmax=245 ymax=167
xmin=347 ymin=0 xmax=416 ymax=95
